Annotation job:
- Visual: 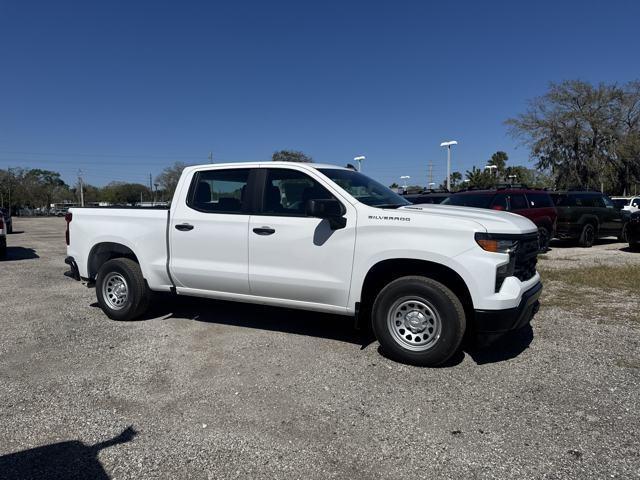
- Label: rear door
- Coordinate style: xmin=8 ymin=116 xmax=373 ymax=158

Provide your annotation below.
xmin=170 ymin=167 xmax=255 ymax=294
xmin=248 ymin=167 xmax=357 ymax=308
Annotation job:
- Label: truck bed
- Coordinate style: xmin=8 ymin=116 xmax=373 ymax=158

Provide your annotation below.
xmin=66 ymin=207 xmax=173 ymax=290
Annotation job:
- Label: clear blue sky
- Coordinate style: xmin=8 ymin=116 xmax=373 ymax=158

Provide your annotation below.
xmin=1 ymin=0 xmax=639 ymax=188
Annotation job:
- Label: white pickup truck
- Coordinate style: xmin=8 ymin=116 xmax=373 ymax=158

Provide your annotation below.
xmin=65 ymin=162 xmax=542 ymax=366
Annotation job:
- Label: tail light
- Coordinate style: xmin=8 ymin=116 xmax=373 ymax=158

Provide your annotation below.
xmin=65 ymin=212 xmax=72 ymax=246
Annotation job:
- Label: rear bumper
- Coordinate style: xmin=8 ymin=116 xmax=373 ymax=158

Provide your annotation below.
xmin=64 ymin=256 xmax=81 ymax=281
xmin=474 ymin=281 xmax=542 ymax=345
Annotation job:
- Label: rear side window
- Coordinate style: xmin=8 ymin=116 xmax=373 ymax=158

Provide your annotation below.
xmin=188 ymin=168 xmax=251 ymax=214
xmin=526 ymin=192 xmax=553 ymax=208
xmin=509 ymin=194 xmax=528 ymax=211
xmin=263 ymin=168 xmax=335 ymax=216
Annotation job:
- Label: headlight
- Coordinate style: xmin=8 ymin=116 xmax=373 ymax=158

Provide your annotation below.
xmin=474 ymin=232 xmax=519 ymax=254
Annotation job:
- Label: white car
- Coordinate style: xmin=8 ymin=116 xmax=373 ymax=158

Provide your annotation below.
xmin=64 ymin=162 xmax=542 ymax=366
xmin=612 ymin=196 xmax=640 ymax=213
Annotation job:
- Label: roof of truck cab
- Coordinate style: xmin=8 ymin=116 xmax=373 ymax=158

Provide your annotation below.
xmin=186 ymin=161 xmax=348 ymax=170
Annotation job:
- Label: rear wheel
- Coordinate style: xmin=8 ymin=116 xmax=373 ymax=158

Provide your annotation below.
xmin=578 ymin=223 xmax=596 ymax=248
xmin=0 ymin=237 xmax=6 ymax=259
xmin=372 ymin=276 xmax=466 ymax=367
xmin=96 ymin=258 xmax=150 ymax=321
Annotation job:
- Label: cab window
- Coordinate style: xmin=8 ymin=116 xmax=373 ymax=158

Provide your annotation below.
xmin=262 ymin=168 xmax=335 ymax=216
xmin=187 ymin=168 xmax=251 ymax=214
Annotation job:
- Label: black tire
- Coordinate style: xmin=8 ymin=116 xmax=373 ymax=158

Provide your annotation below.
xmin=538 ymin=226 xmax=551 ymax=252
xmin=95 ymin=258 xmax=150 ymax=321
xmin=0 ymin=238 xmax=6 ymax=259
xmin=630 ymin=242 xmax=640 ymax=252
xmin=618 ymin=223 xmax=629 ymax=243
xmin=578 ymin=223 xmax=596 ymax=248
xmin=372 ymin=276 xmax=466 ymax=367
xmin=7 ymin=224 xmax=12 ymax=234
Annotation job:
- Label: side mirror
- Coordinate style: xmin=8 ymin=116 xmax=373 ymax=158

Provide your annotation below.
xmin=306 ymin=199 xmax=346 ymax=230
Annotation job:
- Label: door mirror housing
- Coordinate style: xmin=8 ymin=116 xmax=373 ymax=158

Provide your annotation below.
xmin=306 ymin=199 xmax=346 ymax=229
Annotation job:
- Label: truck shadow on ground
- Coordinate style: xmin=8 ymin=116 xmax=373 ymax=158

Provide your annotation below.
xmin=0 ymin=426 xmax=136 ymax=480
xmin=2 ymin=247 xmax=39 ymax=261
xmin=132 ymin=294 xmax=533 ymax=366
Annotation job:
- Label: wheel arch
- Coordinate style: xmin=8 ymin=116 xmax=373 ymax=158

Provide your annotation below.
xmin=359 ymin=258 xmax=474 ymax=320
xmin=87 ymin=242 xmax=140 ymax=280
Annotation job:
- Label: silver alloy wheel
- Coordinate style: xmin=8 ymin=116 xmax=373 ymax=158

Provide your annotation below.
xmin=387 ymin=297 xmax=442 ymax=351
xmin=102 ymin=272 xmax=129 ymax=310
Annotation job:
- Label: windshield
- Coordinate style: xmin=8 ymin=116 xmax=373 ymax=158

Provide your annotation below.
xmin=318 ymin=168 xmax=410 ymax=208
xmin=441 ymin=194 xmax=493 ymax=208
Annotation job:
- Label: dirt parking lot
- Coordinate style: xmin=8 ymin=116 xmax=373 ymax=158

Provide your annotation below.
xmin=1 ymin=217 xmax=639 ymax=479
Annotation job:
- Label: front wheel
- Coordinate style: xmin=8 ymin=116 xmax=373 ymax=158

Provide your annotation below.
xmin=372 ymin=276 xmax=466 ymax=367
xmin=96 ymin=258 xmax=150 ymax=321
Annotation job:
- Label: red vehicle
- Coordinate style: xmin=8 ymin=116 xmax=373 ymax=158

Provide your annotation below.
xmin=441 ymin=187 xmax=558 ymax=251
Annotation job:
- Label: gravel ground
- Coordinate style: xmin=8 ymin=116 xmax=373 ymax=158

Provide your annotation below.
xmin=1 ymin=217 xmax=639 ymax=479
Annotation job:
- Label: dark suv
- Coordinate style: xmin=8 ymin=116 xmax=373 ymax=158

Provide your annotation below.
xmin=550 ymin=191 xmax=626 ymax=247
xmin=441 ymin=187 xmax=557 ymax=251
xmin=403 ymin=190 xmax=451 ymax=205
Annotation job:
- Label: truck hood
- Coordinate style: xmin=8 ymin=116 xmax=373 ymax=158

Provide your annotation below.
xmin=398 ymin=204 xmax=538 ymax=234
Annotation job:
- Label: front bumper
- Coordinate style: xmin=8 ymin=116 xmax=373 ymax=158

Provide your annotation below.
xmin=474 ymin=281 xmax=542 ymax=346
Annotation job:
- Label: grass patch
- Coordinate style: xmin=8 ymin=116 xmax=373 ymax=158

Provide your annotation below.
xmin=539 ymin=264 xmax=640 ymax=293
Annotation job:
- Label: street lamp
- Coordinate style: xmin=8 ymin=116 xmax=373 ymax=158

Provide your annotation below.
xmin=400 ymin=175 xmax=411 ymax=190
xmin=484 ymin=165 xmax=498 ymax=175
xmin=507 ymin=174 xmax=517 ymax=184
xmin=440 ymin=140 xmax=458 ymax=192
xmin=354 ymin=156 xmax=365 ymax=172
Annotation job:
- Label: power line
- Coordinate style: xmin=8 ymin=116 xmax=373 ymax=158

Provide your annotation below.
xmin=0 ymin=150 xmax=207 ymax=160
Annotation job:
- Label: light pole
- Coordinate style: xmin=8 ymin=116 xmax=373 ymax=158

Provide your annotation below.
xmin=354 ymin=156 xmax=365 ymax=172
xmin=485 ymin=165 xmax=498 ymax=186
xmin=440 ymin=141 xmax=458 ymax=192
xmin=400 ymin=175 xmax=411 ymax=190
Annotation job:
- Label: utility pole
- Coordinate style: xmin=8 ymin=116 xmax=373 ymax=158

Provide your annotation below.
xmin=428 ymin=161 xmax=433 ymax=187
xmin=77 ymin=169 xmax=85 ymax=207
xmin=209 ymin=151 xmax=213 ymax=164
xmin=149 ymin=173 xmax=153 ymax=201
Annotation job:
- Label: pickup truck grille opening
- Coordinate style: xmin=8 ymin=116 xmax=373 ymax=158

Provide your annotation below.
xmin=513 ymin=234 xmax=539 ymax=282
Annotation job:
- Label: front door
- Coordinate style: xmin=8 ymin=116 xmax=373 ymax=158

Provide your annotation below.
xmin=170 ymin=167 xmax=254 ymax=294
xmin=248 ymin=167 xmax=357 ymax=308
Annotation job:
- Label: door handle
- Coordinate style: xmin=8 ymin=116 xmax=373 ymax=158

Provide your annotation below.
xmin=175 ymin=223 xmax=194 ymax=231
xmin=253 ymin=226 xmax=275 ymax=236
